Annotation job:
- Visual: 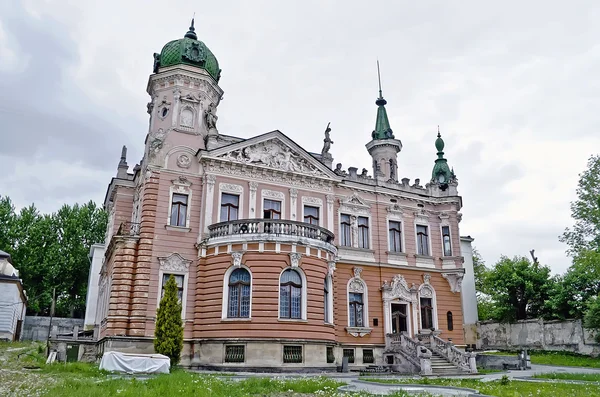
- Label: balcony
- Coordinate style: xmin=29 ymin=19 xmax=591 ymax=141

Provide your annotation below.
xmin=206 ymin=218 xmax=336 ymax=253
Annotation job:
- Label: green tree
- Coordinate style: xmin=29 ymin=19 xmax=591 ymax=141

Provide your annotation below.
xmin=547 ymin=250 xmax=600 ymax=320
xmin=485 ymin=255 xmax=555 ymax=322
xmin=584 ymin=296 xmax=600 ymax=343
xmin=560 ymin=154 xmax=600 ymax=256
xmin=0 ymin=195 xmax=17 ymax=251
xmin=154 ymin=275 xmax=183 ymax=366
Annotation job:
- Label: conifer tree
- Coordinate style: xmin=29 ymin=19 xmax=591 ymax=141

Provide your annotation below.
xmin=154 ymin=274 xmax=183 ymax=366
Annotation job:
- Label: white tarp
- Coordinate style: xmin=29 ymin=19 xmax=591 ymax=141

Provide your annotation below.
xmin=99 ymin=351 xmax=170 ymax=374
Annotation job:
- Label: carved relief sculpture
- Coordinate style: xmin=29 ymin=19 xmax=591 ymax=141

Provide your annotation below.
xmin=442 ymin=272 xmax=464 ymax=293
xmin=231 ymin=251 xmax=244 ymax=267
xmin=204 ymin=102 xmax=218 ymax=133
xmin=158 ymin=253 xmax=192 ymax=273
xmin=289 ymin=253 xmax=302 ymax=268
xmin=177 ymin=154 xmax=192 ymax=169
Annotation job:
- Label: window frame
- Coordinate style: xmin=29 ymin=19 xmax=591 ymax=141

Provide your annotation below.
xmin=357 ymin=216 xmax=370 ymax=249
xmin=157 ymin=270 xmax=188 ymax=319
xmin=441 ymin=225 xmax=452 ymax=257
xmin=169 ymin=193 xmax=189 ymax=227
xmin=346 ymin=275 xmax=369 ymax=329
xmin=217 ymin=183 xmax=244 ymax=223
xmin=278 ymin=267 xmax=307 ymax=321
xmin=221 ymin=265 xmax=253 ymax=320
xmin=388 ymin=220 xmax=403 ymax=253
xmin=340 ymin=213 xmax=352 ymax=247
xmin=348 ymin=292 xmax=365 ymax=327
xmin=227 ymin=268 xmax=252 ymax=318
xmin=303 ymin=205 xmax=320 ymax=225
xmin=416 ymin=224 xmax=431 ymax=256
xmin=167 ymin=180 xmax=193 ymax=229
xmin=220 ymin=192 xmax=240 ymax=222
xmin=447 ymin=311 xmax=454 ymax=331
xmin=263 ymin=198 xmax=282 ymax=220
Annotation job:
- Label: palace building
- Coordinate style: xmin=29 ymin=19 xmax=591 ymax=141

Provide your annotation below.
xmin=86 ymin=20 xmax=478 ymax=373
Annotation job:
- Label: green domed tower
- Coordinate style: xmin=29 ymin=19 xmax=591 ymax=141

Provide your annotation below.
xmin=431 ymin=127 xmax=456 ymax=189
xmin=153 ymin=19 xmax=221 ymax=82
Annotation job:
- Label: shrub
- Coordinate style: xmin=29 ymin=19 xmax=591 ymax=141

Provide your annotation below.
xmin=584 ymin=295 xmax=600 ymax=343
xmin=154 ymin=275 xmax=184 ymax=366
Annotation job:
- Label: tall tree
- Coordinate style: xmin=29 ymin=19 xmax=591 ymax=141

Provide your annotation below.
xmin=484 ymin=255 xmax=555 ymax=322
xmin=154 ymin=275 xmax=184 ymax=366
xmin=561 ymin=154 xmax=600 ymax=256
xmin=0 ymin=195 xmax=17 ymax=252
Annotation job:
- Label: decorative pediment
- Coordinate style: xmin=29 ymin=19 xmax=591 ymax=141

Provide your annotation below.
xmin=418 ymin=273 xmax=435 ymax=298
xmin=339 ymin=193 xmax=371 ymax=215
xmin=158 ymin=253 xmax=192 ymax=273
xmin=214 ymin=138 xmax=329 ymax=177
xmin=382 ymin=274 xmax=416 ymax=303
xmin=439 ymin=212 xmax=450 ymax=226
xmin=442 ymin=272 xmax=464 ymax=293
xmin=387 ymin=203 xmax=404 ymax=217
xmin=413 ymin=208 xmax=430 ymax=224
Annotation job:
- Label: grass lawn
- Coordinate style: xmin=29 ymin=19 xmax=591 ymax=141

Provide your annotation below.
xmin=360 ymin=377 xmax=600 ymax=396
xmin=481 ymin=350 xmax=600 ymax=368
xmin=533 ymin=372 xmax=600 ymax=382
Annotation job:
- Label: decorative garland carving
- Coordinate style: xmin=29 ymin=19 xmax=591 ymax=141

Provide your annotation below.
xmin=262 ymin=189 xmax=285 ymax=200
xmin=382 ymin=274 xmax=416 ymax=303
xmin=219 ymin=182 xmax=243 ymax=194
xmin=302 ymin=196 xmax=323 ymax=205
xmin=158 ymin=253 xmax=192 ymax=273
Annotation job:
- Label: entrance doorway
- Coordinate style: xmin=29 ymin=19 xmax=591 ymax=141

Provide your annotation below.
xmin=391 ymin=303 xmax=408 ymax=335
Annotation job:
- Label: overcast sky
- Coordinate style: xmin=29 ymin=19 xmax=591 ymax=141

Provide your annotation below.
xmin=1 ymin=1 xmax=599 ymax=274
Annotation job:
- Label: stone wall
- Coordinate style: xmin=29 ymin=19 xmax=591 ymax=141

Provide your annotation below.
xmin=21 ymin=316 xmax=84 ymax=341
xmin=477 ymin=318 xmax=599 ymax=357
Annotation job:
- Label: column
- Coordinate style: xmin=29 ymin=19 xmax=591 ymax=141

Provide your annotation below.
xmin=203 ymin=175 xmax=216 ymax=234
xmin=326 ymin=194 xmax=334 ymax=232
xmin=289 ymin=188 xmax=298 ymax=221
xmin=249 ymin=181 xmax=258 ymax=218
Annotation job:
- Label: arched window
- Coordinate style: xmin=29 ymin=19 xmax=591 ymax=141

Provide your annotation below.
xmin=228 ymin=268 xmax=251 ymax=318
xmin=420 ymin=297 xmax=434 ymax=329
xmin=349 ymin=293 xmax=364 ymax=327
xmin=447 ymin=311 xmax=454 ymax=331
xmin=280 ymin=269 xmax=302 ymax=319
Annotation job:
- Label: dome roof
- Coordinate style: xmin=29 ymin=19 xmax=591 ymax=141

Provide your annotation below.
xmin=156 ymin=20 xmax=221 ymax=82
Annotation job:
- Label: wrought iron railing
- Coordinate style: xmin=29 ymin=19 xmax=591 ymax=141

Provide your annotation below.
xmin=116 ymin=221 xmax=140 ymax=237
xmin=208 ymin=218 xmax=335 ymax=243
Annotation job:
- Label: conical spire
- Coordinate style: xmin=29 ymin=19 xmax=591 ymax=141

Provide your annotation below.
xmin=372 ymin=61 xmax=394 ymax=140
xmin=184 ymin=17 xmax=197 ymax=40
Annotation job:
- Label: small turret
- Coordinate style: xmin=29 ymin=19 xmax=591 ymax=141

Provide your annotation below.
xmin=430 ymin=127 xmax=456 ymax=190
xmin=365 ymin=61 xmax=402 ymax=182
xmin=117 ymin=145 xmax=128 ymax=179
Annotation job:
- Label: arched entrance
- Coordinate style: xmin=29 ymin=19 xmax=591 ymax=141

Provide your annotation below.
xmin=381 ymin=274 xmax=419 ymax=337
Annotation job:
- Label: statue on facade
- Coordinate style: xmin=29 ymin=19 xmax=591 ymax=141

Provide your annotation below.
xmin=321 ymin=122 xmax=333 ymax=157
xmin=204 ymin=102 xmax=218 ymax=132
xmin=334 ymin=163 xmax=347 ymax=176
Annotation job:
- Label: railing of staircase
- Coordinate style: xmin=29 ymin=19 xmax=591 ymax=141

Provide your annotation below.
xmin=386 ymin=333 xmax=434 ymax=375
xmin=430 ymin=334 xmax=477 ymax=373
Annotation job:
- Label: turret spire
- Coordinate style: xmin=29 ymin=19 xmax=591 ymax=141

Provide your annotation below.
xmin=431 ymin=127 xmax=455 ymax=188
xmin=372 ymin=61 xmax=394 ymax=140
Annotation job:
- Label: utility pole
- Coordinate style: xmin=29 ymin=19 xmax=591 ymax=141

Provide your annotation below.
xmin=46 ymin=288 xmax=56 ymax=357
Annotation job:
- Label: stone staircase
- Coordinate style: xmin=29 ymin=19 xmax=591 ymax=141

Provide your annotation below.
xmin=429 ymin=350 xmax=468 ymax=376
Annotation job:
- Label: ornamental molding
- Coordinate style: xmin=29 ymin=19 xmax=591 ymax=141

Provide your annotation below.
xmin=302 ymin=196 xmax=323 ymax=206
xmin=339 ymin=193 xmax=371 ymax=215
xmin=182 ymin=41 xmax=207 ymax=64
xmin=326 ymin=194 xmax=335 ymax=204
xmin=414 ymin=209 xmax=430 ymax=224
xmin=214 ymin=138 xmax=328 ymax=177
xmin=262 ymin=189 xmax=285 ymax=200
xmin=345 ymin=326 xmax=373 ymax=337
xmin=158 ymin=253 xmax=192 ymax=273
xmin=327 ymin=260 xmax=336 ymax=276
xmin=442 ymin=272 xmax=464 ymax=293
xmin=148 ymin=128 xmax=169 ymax=160
xmin=204 ymin=174 xmax=216 ymax=186
xmin=382 ymin=274 xmax=416 ymax=303
xmin=387 ymin=203 xmax=405 ymax=217
xmin=289 ymin=252 xmax=302 ymax=268
xmin=457 ymin=212 xmax=463 ymax=223
xmin=349 ymin=278 xmax=365 ymax=293
xmin=418 ymin=273 xmax=435 ymax=299
xmin=231 ymin=251 xmax=244 ymax=267
xmin=289 ymin=188 xmax=298 ymax=198
xmin=204 ymin=162 xmax=333 ymax=192
xmin=177 ymin=154 xmax=192 ymax=169
xmin=438 ymin=212 xmax=450 ymax=226
xmin=249 ymin=181 xmax=259 ymax=192
xmin=353 ymin=266 xmax=363 ymax=279
xmin=219 ymin=182 xmax=243 ymax=194
xmin=150 ymin=73 xmax=222 ymax=103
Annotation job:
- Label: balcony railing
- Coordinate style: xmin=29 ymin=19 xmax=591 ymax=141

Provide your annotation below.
xmin=207 ymin=218 xmax=335 ymax=243
xmin=116 ymin=221 xmax=140 ymax=237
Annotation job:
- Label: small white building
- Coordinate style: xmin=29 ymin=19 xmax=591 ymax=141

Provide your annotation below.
xmin=0 ymin=250 xmax=27 ymax=341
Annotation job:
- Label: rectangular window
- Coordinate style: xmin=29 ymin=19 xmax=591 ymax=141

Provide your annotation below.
xmin=263 ymin=199 xmax=281 ymax=219
xmin=343 ymin=348 xmax=355 ymax=364
xmin=283 ymin=345 xmax=303 ymax=363
xmin=363 ymin=349 xmax=374 ymax=364
xmin=442 ymin=226 xmax=452 ymax=256
xmin=416 ymin=225 xmax=429 ymax=256
xmin=304 ymin=205 xmax=319 ymax=225
xmin=161 ymin=274 xmax=184 ymax=301
xmin=170 ymin=193 xmax=188 ymax=227
xmin=220 ymin=193 xmax=239 ymax=222
xmin=326 ymin=346 xmax=335 ymax=363
xmin=340 ymin=214 xmax=351 ymax=246
xmin=389 ymin=221 xmax=402 ymax=252
xmin=420 ymin=297 xmax=434 ymax=330
xmin=349 ymin=292 xmax=364 ymax=327
xmin=225 ymin=345 xmax=245 ymax=363
xmin=358 ymin=216 xmax=369 ymax=249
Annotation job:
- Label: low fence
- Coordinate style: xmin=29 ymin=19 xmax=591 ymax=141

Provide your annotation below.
xmin=477 ymin=318 xmax=599 ymax=356
xmin=21 ymin=316 xmax=84 ymax=341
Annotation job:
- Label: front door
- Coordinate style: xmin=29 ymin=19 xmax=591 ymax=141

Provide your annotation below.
xmin=391 ymin=303 xmax=408 ymax=334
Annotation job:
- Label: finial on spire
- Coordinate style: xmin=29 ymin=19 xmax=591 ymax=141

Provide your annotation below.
xmin=437 ymin=125 xmax=441 ymax=138
xmin=375 ymin=60 xmax=387 ymax=106
xmin=185 ymin=15 xmax=198 ymax=40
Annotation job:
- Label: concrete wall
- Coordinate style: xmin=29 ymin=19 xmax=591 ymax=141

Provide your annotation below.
xmin=21 ymin=316 xmax=84 ymax=341
xmin=478 ymin=318 xmax=600 ymax=357
xmin=84 ymin=244 xmax=105 ymax=330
